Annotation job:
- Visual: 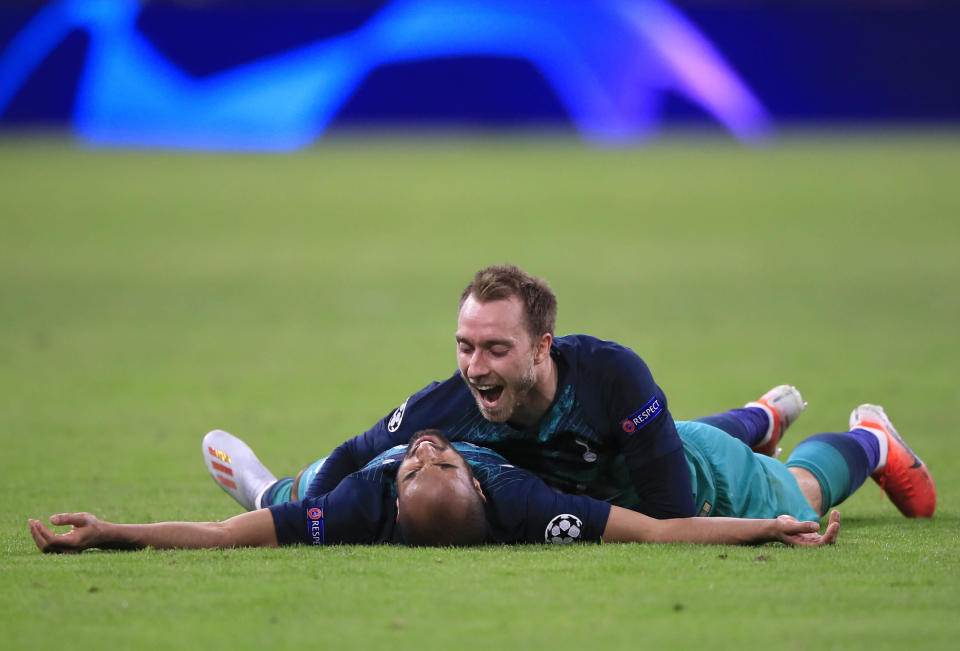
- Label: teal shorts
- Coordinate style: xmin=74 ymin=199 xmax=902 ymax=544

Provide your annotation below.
xmin=677 ymin=421 xmax=819 ymax=521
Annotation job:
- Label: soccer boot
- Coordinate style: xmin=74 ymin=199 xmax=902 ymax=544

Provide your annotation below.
xmin=850 ymin=404 xmax=936 ymax=518
xmin=746 ymin=385 xmax=806 ymax=458
xmin=202 ymin=429 xmax=277 ymax=510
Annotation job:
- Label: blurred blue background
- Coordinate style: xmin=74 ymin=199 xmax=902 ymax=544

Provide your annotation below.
xmin=1 ymin=0 xmax=958 ymax=149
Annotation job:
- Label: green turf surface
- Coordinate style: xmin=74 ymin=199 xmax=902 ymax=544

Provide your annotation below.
xmin=1 ymin=133 xmax=958 ymax=648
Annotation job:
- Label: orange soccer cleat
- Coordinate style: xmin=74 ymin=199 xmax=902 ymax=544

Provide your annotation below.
xmin=849 ymin=404 xmax=936 ymax=518
xmin=746 ymin=385 xmax=807 ymax=458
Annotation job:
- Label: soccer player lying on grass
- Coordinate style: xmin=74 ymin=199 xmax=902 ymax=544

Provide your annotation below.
xmin=29 ymin=390 xmax=932 ymax=551
xmin=29 ymin=429 xmax=841 ymax=553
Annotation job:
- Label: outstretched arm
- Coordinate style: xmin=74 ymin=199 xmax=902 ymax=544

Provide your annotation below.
xmin=28 ymin=510 xmax=278 ymax=554
xmin=602 ymin=507 xmax=840 ymax=547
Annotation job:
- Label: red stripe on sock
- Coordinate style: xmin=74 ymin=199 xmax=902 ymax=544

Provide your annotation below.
xmin=218 ymin=475 xmax=237 ymax=490
xmin=212 ymin=461 xmax=232 ymax=476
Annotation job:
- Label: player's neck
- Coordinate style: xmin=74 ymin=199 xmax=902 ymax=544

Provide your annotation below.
xmin=509 ymin=357 xmax=558 ymax=428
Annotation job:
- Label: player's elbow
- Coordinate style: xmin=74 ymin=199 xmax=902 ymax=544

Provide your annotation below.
xmin=601 ymin=506 xmax=661 ymax=544
xmin=217 ymin=511 xmax=279 ymax=548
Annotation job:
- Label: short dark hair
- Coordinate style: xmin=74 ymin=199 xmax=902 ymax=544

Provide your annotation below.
xmin=397 ymin=491 xmax=488 ymax=547
xmin=459 ymin=264 xmax=557 ymax=338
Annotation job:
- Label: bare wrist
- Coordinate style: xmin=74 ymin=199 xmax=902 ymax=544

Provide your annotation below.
xmin=764 ymin=519 xmax=780 ymax=542
xmin=98 ymin=522 xmax=143 ymax=550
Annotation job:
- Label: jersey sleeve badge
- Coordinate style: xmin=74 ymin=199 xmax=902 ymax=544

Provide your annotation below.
xmin=545 ymin=513 xmax=583 ymax=544
xmin=387 ymin=397 xmax=409 ymax=432
xmin=306 ymin=507 xmax=325 ymax=546
xmin=621 ymin=396 xmax=663 ymax=433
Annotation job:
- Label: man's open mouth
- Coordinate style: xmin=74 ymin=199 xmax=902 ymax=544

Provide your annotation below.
xmin=475 ymin=384 xmax=504 ymax=406
xmin=406 ymin=434 xmax=443 ymax=456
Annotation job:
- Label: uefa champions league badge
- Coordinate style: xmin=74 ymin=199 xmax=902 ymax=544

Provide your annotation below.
xmin=307 ymin=507 xmax=325 ymax=546
xmin=621 ymin=396 xmax=663 ymax=434
xmin=545 ymin=514 xmax=583 ymax=544
xmin=387 ymin=397 xmax=409 ymax=432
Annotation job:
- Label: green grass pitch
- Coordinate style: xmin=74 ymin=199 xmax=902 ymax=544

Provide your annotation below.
xmin=1 ymin=133 xmax=958 ymax=649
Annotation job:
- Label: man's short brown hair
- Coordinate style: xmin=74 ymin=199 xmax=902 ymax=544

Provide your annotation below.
xmin=459 ymin=264 xmax=557 ymax=338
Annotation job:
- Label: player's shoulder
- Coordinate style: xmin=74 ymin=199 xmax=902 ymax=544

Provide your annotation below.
xmin=383 ymin=370 xmax=475 ymax=432
xmin=321 ymin=476 xmax=400 ymax=544
xmin=554 ymin=333 xmax=639 ymax=357
xmin=478 ymin=461 xmax=610 ymax=544
xmin=366 ymin=444 xmax=409 ymax=468
xmin=456 ymin=442 xmax=515 ymax=472
xmin=553 ymin=334 xmax=646 ymax=377
xmin=405 ymin=370 xmax=472 ymax=406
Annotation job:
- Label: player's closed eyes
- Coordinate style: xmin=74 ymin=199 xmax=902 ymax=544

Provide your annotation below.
xmin=402 ymin=463 xmax=458 ymax=482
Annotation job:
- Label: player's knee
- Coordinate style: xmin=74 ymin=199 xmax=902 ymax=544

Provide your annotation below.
xmin=291 ymin=468 xmax=308 ymax=501
xmin=789 ymin=467 xmax=825 ymax=516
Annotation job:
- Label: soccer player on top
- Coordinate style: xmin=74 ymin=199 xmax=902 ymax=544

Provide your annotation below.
xmin=299 ymin=264 xmax=935 ymax=522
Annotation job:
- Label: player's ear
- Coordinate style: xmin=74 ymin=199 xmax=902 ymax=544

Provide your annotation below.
xmin=472 ymin=477 xmax=487 ymax=503
xmin=534 ymin=333 xmax=552 ymax=364
xmin=395 ymin=498 xmax=400 ymax=520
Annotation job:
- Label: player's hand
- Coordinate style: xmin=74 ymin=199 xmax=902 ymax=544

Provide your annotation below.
xmin=28 ymin=513 xmax=106 ymax=553
xmin=773 ymin=510 xmax=840 ymax=546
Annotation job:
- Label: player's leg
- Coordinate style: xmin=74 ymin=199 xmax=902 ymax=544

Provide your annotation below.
xmin=202 ymin=430 xmax=280 ymax=511
xmin=786 ymin=404 xmax=936 ymax=518
xmin=202 ymin=430 xmax=331 ymax=509
xmin=695 ymin=385 xmax=806 ymax=458
xmin=290 ymin=468 xmax=308 ymax=501
xmin=786 ymin=427 xmax=882 ymax=517
xmin=676 ymin=420 xmax=820 ymax=522
xmin=787 ymin=467 xmax=824 ymax=516
xmin=247 ymin=458 xmax=329 ymax=506
xmin=269 ymin=457 xmax=329 ymax=504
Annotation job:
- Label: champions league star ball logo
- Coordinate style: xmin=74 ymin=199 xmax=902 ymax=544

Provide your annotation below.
xmin=545 ymin=514 xmax=583 ymax=544
xmin=387 ymin=398 xmax=409 ymax=432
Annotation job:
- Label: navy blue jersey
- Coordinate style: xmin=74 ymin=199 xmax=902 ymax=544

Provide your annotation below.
xmin=268 ymin=442 xmax=611 ymax=545
xmin=312 ymin=335 xmax=695 ymax=518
